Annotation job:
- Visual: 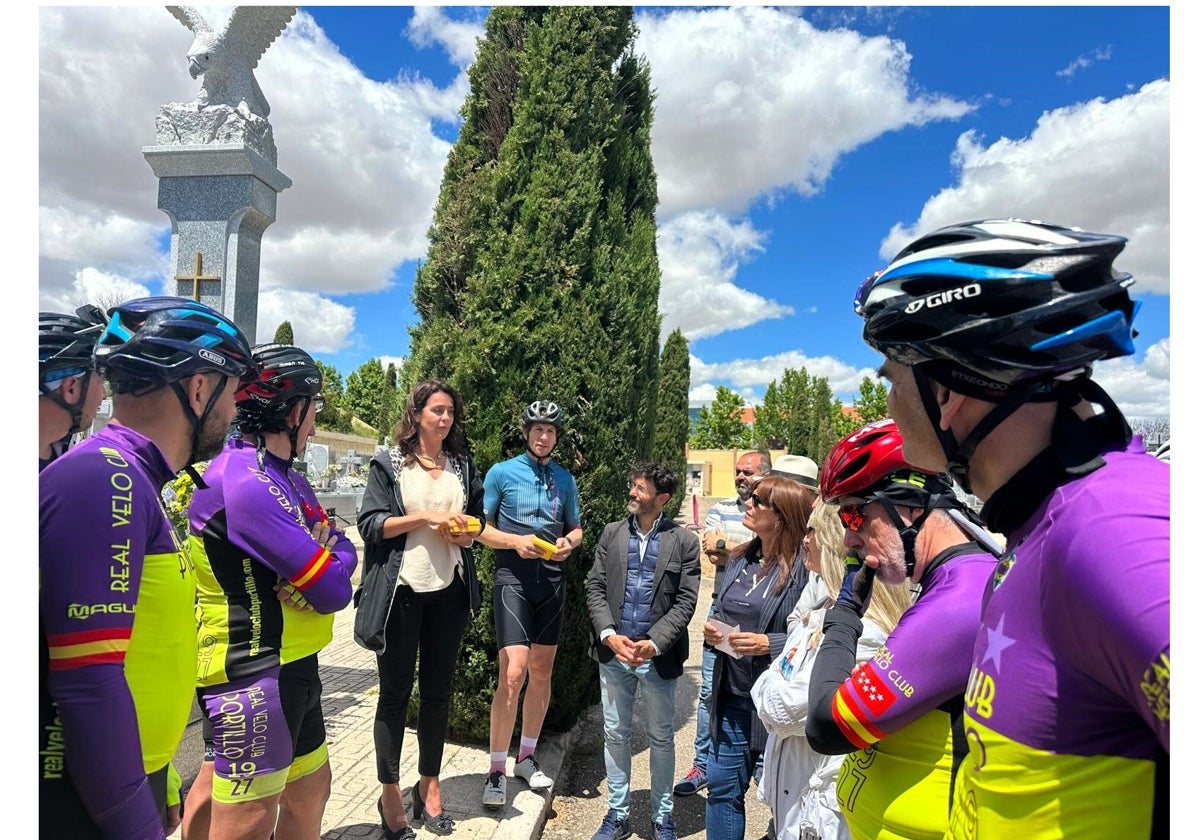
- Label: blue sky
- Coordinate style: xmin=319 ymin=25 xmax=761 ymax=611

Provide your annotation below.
xmin=35 ymin=4 xmax=1175 ymax=418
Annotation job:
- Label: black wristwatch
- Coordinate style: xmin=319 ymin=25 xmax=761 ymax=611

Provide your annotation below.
xmin=715 ymin=539 xmax=727 ymax=553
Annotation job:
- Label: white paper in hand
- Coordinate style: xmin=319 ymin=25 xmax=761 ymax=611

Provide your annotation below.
xmin=710 ymin=618 xmax=742 ymax=659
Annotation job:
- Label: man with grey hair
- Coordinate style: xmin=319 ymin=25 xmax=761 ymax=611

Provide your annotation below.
xmin=675 ymin=450 xmax=770 ymax=796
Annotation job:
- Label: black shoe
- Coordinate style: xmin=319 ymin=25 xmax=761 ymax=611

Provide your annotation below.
xmin=412 ymin=782 xmax=456 ymax=836
xmin=376 ymin=797 xmax=417 ymax=840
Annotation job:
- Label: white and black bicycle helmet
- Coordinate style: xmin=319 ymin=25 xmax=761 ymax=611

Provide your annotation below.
xmin=522 ymin=400 xmax=566 ymax=430
xmin=39 ymin=305 xmax=109 ymax=435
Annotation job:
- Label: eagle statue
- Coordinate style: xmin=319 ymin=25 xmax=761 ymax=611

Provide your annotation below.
xmin=166 ymin=5 xmax=296 ymax=120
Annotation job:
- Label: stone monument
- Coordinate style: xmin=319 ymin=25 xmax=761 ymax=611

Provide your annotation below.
xmin=143 ymin=5 xmax=297 ymax=343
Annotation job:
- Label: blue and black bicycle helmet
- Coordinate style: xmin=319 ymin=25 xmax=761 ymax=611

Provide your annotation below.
xmin=96 ymin=296 xmax=254 ymax=394
xmin=95 ymin=297 xmax=254 ymax=479
xmin=39 ymin=305 xmax=109 ymax=435
xmin=522 ymin=400 xmax=566 ymax=430
xmin=855 ymin=220 xmax=1141 ymax=493
xmin=857 ymin=219 xmax=1139 ymax=399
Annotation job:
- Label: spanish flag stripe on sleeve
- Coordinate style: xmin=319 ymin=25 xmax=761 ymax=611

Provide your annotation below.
xmin=290 ymin=547 xmax=330 ymax=590
xmin=833 ymin=686 xmax=885 ymax=747
xmin=47 ymin=630 xmax=131 ymax=670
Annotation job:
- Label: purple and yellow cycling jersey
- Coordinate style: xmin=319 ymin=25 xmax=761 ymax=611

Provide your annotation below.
xmin=948 ymin=439 xmax=1169 ymax=839
xmin=40 ymin=423 xmax=197 ymax=839
xmin=188 ymin=438 xmax=358 ymax=686
xmin=808 ymin=546 xmax=996 ymax=839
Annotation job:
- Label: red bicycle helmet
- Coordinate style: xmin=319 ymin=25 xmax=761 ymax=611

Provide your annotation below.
xmin=820 ymin=419 xmax=912 ymax=503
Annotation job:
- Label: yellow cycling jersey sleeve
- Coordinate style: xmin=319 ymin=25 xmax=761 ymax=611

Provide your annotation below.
xmin=836 ymin=708 xmax=957 ymax=840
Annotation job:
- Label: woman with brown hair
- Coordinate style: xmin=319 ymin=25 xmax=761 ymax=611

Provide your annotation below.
xmin=354 ymin=380 xmax=486 ymax=838
xmin=703 ymin=468 xmax=818 ymax=840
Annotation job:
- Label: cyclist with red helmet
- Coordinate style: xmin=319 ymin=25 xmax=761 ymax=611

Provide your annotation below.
xmin=805 ymin=420 xmax=996 ymax=839
xmin=40 ymin=297 xmax=254 ymax=840
xmin=856 ymin=219 xmax=1169 ymax=837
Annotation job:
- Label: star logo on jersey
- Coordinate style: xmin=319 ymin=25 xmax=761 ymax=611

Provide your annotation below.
xmin=978 ymin=613 xmax=1016 ymax=674
xmin=850 ymin=662 xmax=897 ymax=717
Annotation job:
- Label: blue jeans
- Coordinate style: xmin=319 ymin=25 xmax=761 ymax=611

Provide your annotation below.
xmin=705 ymin=692 xmax=759 ymax=840
xmin=690 ymin=626 xmax=717 ymax=770
xmin=599 ymin=657 xmax=678 ymax=823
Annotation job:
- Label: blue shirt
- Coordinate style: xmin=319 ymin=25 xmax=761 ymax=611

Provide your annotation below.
xmin=483 ymin=452 xmax=581 ymax=585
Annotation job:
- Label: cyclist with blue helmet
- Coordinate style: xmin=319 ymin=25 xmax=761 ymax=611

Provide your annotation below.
xmin=40 ymin=296 xmax=254 ymax=839
xmin=855 ymin=220 xmax=1169 ymax=838
xmin=38 ymin=305 xmax=108 ymax=468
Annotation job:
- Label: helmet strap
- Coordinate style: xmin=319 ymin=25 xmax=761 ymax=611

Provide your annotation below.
xmin=874 ymin=496 xmax=933 ymax=579
xmin=170 ymin=375 xmax=230 ymax=489
xmin=286 ymin=395 xmax=312 ymax=464
xmin=39 ymin=370 xmax=93 ymax=437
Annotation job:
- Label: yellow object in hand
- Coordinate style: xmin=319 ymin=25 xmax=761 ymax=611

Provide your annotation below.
xmin=436 ymin=515 xmax=482 ymax=537
xmin=531 ymin=536 xmax=558 ymax=559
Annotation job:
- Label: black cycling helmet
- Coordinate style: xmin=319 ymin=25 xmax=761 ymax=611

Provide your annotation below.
xmin=522 ymin=400 xmax=566 ymax=430
xmin=236 ymin=344 xmax=324 ymax=462
xmin=95 ymin=297 xmax=255 ymax=481
xmin=857 ymin=219 xmax=1139 ymax=399
xmin=39 ymin=304 xmax=109 ymax=436
xmin=856 ymin=220 xmax=1139 ymax=493
xmin=96 ymin=296 xmax=254 ymax=393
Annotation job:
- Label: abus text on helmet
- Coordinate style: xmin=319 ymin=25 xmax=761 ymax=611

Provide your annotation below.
xmin=903 ymin=283 xmax=982 ymax=314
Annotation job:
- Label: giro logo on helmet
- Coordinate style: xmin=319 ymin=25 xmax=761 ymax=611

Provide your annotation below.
xmin=904 ymin=283 xmax=982 ymax=314
xmin=198 ymin=348 xmax=228 ymax=366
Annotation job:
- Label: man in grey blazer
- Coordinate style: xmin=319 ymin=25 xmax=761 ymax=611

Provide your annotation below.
xmin=585 ymin=462 xmax=701 ymax=840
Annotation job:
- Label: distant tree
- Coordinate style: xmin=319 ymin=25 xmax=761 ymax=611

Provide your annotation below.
xmin=379 ymin=363 xmax=401 ymax=444
xmin=852 ymin=376 xmax=889 ymax=425
xmin=273 ymin=320 xmax=294 ymax=344
xmin=691 ymin=385 xmax=750 ymax=449
xmin=753 ymin=381 xmax=788 ymax=449
xmin=653 ymin=329 xmax=690 ymax=520
xmin=403 ymin=6 xmax=661 ymax=740
xmin=344 ymin=359 xmax=388 ymax=436
xmin=1130 ymin=416 xmax=1170 ymax=448
xmin=313 ymin=361 xmax=351 ymax=433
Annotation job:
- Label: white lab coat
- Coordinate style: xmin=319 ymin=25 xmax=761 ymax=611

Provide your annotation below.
xmin=751 ymin=579 xmax=889 ymax=840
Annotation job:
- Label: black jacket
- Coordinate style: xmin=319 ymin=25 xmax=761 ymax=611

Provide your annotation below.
xmin=585 ymin=516 xmax=701 ymax=679
xmin=352 ymin=448 xmax=484 ymax=653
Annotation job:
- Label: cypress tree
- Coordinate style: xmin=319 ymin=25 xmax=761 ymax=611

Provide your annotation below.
xmin=653 ymin=328 xmax=690 ymax=520
xmin=405 ymin=6 xmax=662 ymax=740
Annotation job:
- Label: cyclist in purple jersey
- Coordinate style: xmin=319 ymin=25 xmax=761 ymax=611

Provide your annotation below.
xmin=40 ymin=297 xmax=253 ymax=840
xmin=806 ymin=420 xmax=996 ymax=839
xmin=856 ymin=220 xmax=1169 ymax=838
xmin=38 ymin=305 xmax=108 ymax=469
xmin=182 ymin=344 xmax=358 ymax=840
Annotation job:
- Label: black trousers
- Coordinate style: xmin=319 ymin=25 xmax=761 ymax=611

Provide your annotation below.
xmin=373 ymin=574 xmax=470 ymax=782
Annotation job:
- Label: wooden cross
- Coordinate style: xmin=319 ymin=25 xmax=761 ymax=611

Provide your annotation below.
xmin=175 ymin=252 xmax=221 ymax=301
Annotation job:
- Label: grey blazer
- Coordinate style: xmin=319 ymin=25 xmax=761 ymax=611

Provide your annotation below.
xmin=585 ymin=516 xmax=701 ymax=679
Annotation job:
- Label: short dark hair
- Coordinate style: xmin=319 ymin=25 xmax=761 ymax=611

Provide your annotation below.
xmin=629 ymin=461 xmax=680 ymax=498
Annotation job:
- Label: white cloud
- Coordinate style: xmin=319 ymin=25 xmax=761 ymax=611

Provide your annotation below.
xmin=636 ymin=6 xmax=973 ymax=218
xmin=879 ymin=80 xmax=1170 ymax=294
xmin=688 ymin=350 xmax=879 ymax=406
xmin=657 ymin=211 xmax=792 ymax=341
xmin=257 ymin=289 xmax=356 ymax=354
xmin=407 ymin=7 xmax=486 ymax=68
xmin=39 ymin=7 xmax=466 ymax=312
xmin=1092 ymin=338 xmax=1170 ymax=418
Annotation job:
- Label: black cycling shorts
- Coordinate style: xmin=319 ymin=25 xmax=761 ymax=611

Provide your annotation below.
xmin=494 ymin=580 xmax=566 ymax=648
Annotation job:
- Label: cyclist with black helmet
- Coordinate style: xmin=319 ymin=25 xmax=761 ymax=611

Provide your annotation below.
xmin=180 ymin=344 xmax=358 ymax=840
xmin=38 ymin=305 xmax=108 ymax=468
xmin=804 ymin=420 xmax=996 ymax=840
xmin=476 ymin=400 xmax=583 ymax=809
xmin=40 ymin=296 xmax=254 ymax=840
xmin=855 ymin=219 xmax=1169 ymax=838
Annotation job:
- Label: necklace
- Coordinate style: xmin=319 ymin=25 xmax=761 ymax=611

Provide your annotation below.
xmin=414 ymin=450 xmax=445 ymax=471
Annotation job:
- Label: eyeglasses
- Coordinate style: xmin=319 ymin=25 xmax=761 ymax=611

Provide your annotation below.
xmin=734 ymin=468 xmax=758 ymax=476
xmin=837 ymin=503 xmax=868 ymax=532
xmin=312 ymin=396 xmax=326 ymax=413
xmin=748 ymin=492 xmax=774 ymax=511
